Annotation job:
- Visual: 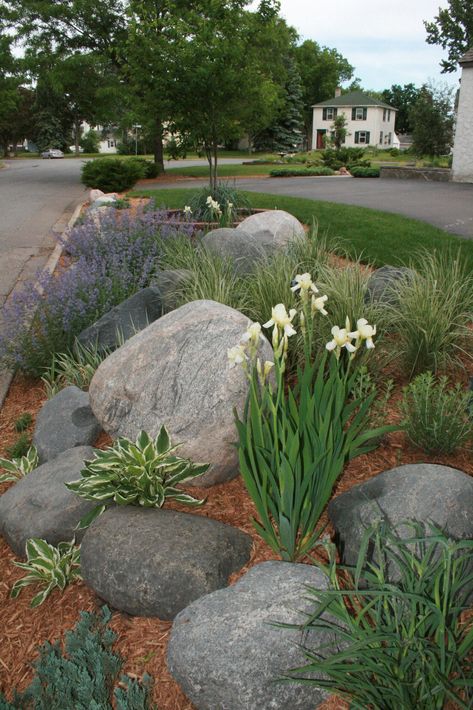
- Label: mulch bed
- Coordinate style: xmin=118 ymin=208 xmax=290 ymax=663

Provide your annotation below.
xmin=1 ymin=371 xmax=472 ymax=709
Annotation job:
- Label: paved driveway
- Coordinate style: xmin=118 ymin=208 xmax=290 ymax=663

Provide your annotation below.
xmin=146 ymin=175 xmax=473 ymax=239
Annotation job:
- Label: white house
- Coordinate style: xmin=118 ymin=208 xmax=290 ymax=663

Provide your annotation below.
xmin=312 ymin=90 xmax=397 ymax=150
xmin=452 ymin=48 xmax=473 ymax=183
xmin=81 ymin=122 xmax=118 ymax=154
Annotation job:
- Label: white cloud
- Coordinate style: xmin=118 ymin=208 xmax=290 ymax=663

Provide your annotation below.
xmin=274 ymin=0 xmax=460 ymax=89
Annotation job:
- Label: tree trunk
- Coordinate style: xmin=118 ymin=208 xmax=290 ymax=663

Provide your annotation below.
xmin=212 ymin=141 xmax=218 ymax=192
xmin=153 ymin=117 xmax=165 ymax=174
xmin=74 ymin=119 xmax=81 ymax=156
xmin=205 ymin=143 xmax=213 ymax=191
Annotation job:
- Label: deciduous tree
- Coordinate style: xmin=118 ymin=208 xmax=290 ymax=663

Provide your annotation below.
xmin=424 ymin=0 xmax=473 ymax=72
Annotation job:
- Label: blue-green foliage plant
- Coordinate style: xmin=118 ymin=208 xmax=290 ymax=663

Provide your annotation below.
xmin=0 ymin=607 xmax=155 ymax=709
xmin=282 ymin=521 xmax=473 ymax=710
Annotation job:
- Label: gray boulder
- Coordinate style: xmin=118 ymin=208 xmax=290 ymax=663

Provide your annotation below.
xmin=365 ymin=265 xmax=415 ymax=305
xmin=150 ymin=268 xmax=192 ymax=312
xmin=77 ymin=287 xmax=163 ymax=351
xmin=168 ymin=561 xmax=337 ymax=710
xmin=80 ymin=507 xmax=252 ymax=619
xmin=33 ymin=385 xmax=102 ymax=463
xmin=88 ymin=300 xmax=273 ymax=486
xmin=0 ymin=446 xmax=94 ymax=556
xmin=329 ymin=463 xmax=473 ymax=566
xmin=236 ymin=210 xmax=305 ymax=253
xmin=201 ymin=228 xmax=267 ymax=275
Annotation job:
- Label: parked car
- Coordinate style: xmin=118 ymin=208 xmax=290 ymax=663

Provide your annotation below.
xmin=41 ymin=149 xmax=64 ymax=159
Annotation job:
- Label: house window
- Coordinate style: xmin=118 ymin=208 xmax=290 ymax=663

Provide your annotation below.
xmin=354 ymin=131 xmax=370 ymax=144
xmin=322 ymin=107 xmax=337 ymax=121
xmin=352 ymin=107 xmax=367 ymax=120
xmin=384 ymin=132 xmax=392 ymax=145
xmin=379 ymin=131 xmax=383 ymax=144
xmin=107 ymin=139 xmax=116 ymax=148
xmin=383 ymin=109 xmax=391 ymax=122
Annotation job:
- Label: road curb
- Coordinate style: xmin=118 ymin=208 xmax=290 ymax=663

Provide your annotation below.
xmin=0 ymin=200 xmax=85 ymax=408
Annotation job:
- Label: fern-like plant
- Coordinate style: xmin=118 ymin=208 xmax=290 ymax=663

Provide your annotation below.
xmin=67 ymin=427 xmax=209 ymax=529
xmin=11 ymin=538 xmax=81 ymax=607
xmin=0 ymin=445 xmax=39 ymax=484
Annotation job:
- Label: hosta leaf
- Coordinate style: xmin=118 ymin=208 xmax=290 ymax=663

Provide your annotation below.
xmin=76 ymin=504 xmax=106 ymax=530
xmin=26 ymin=538 xmax=55 ymax=561
xmin=156 ymin=426 xmax=170 ymax=454
xmin=30 ymin=584 xmax=55 ymax=608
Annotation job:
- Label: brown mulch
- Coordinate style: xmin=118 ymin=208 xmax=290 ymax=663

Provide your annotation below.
xmin=0 ymin=372 xmax=472 ymax=708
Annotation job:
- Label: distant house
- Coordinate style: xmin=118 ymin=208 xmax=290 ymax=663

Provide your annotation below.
xmin=312 ymin=90 xmax=397 ymax=150
xmin=452 ymin=48 xmax=473 ymax=183
xmin=81 ymin=122 xmax=118 ymax=154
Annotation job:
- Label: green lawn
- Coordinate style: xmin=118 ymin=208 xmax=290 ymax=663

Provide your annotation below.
xmin=130 ymin=187 xmax=473 ymax=270
xmin=164 ymin=163 xmax=280 ymax=177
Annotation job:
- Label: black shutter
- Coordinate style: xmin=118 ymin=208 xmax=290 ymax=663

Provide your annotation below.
xmin=352 ymin=108 xmax=356 ymax=120
xmin=363 ymin=108 xmax=367 ymax=120
xmin=334 ymin=108 xmax=338 ymax=117
xmin=354 ymin=132 xmax=359 ymax=144
xmin=323 ymin=108 xmax=327 ymax=120
xmin=366 ymin=131 xmax=370 ymax=143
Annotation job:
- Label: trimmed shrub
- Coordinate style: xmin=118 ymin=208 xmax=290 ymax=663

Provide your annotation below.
xmin=129 ymin=157 xmax=160 ymax=179
xmin=81 ymin=158 xmax=147 ymax=192
xmin=401 ymin=372 xmax=472 ymax=454
xmin=350 ymin=166 xmax=380 ymax=177
xmin=269 ymin=167 xmax=334 ymax=177
xmin=0 ymin=607 xmax=154 ymax=708
xmin=321 ymin=147 xmax=365 ymax=169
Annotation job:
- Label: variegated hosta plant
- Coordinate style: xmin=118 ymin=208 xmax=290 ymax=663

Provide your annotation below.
xmin=0 ymin=445 xmax=39 ymax=484
xmin=11 ymin=538 xmax=81 ymax=607
xmin=67 ymin=427 xmax=209 ymax=529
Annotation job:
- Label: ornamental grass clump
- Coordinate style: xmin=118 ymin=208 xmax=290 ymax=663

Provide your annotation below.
xmin=42 ymin=339 xmax=118 ymax=397
xmin=391 ymin=249 xmax=473 ymax=377
xmin=67 ymin=427 xmax=209 ymax=529
xmin=187 ymin=182 xmax=251 ymax=222
xmin=283 ymin=521 xmax=473 ymax=710
xmin=0 ymin=206 xmax=193 ymax=376
xmin=232 ymin=273 xmax=395 ymax=561
xmin=401 ymin=371 xmax=473 ymax=455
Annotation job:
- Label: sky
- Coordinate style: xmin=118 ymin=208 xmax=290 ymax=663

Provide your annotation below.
xmin=276 ymin=0 xmax=461 ymax=91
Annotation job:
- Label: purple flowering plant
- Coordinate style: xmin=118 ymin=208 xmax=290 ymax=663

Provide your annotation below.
xmin=0 ymin=206 xmax=193 ymax=376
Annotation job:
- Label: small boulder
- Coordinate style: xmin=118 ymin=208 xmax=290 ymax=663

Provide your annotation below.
xmin=89 ymin=194 xmax=119 ymax=209
xmin=201 ymin=228 xmax=267 ymax=275
xmin=167 ymin=561 xmax=337 ymax=710
xmin=236 ymin=210 xmax=305 ymax=253
xmin=80 ymin=507 xmax=252 ymax=619
xmin=150 ymin=269 xmax=192 ymax=312
xmin=33 ymin=386 xmax=102 ymax=463
xmin=88 ymin=300 xmax=273 ymax=486
xmin=0 ymin=446 xmax=95 ymax=556
xmin=328 ymin=463 xmax=473 ymax=566
xmin=365 ymin=265 xmax=415 ymax=305
xmin=89 ymin=189 xmax=105 ymax=203
xmin=77 ymin=287 xmax=163 ymax=351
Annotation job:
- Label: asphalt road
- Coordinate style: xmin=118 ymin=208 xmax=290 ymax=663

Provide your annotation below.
xmin=150 ymin=175 xmax=473 ymax=239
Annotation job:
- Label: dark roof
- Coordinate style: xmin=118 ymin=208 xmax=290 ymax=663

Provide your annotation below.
xmin=312 ymin=91 xmax=396 ymax=110
xmin=459 ymin=47 xmax=473 ymax=65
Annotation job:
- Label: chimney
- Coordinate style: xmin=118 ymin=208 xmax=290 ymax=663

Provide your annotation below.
xmin=335 ymin=87 xmax=342 ymax=97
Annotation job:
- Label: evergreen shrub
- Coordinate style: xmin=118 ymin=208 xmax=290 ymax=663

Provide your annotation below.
xmin=269 ymin=167 xmax=334 ymax=177
xmin=350 ymin=166 xmax=380 ymax=178
xmin=81 ymin=158 xmax=147 ymax=192
xmin=0 ymin=607 xmax=154 ymax=709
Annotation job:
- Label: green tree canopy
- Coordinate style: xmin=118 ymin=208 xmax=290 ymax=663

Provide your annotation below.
xmin=409 ymin=83 xmax=454 ymax=156
xmin=424 ymin=0 xmax=473 ymax=72
xmin=295 ymin=40 xmax=354 ymax=144
xmin=381 ymin=83 xmax=421 ymax=134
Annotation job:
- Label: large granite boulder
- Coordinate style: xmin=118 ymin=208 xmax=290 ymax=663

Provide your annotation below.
xmin=365 ymin=265 xmax=415 ymax=305
xmin=201 ymin=228 xmax=267 ymax=275
xmin=80 ymin=507 xmax=252 ymax=619
xmin=329 ymin=463 xmax=473 ymax=566
xmin=236 ymin=210 xmax=305 ymax=253
xmin=150 ymin=268 xmax=192 ymax=312
xmin=0 ymin=446 xmax=94 ymax=556
xmin=88 ymin=300 xmax=273 ymax=486
xmin=77 ymin=287 xmax=163 ymax=351
xmin=168 ymin=561 xmax=338 ymax=710
xmin=33 ymin=386 xmax=101 ymax=463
